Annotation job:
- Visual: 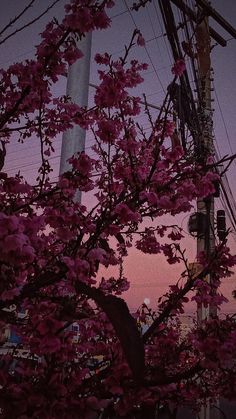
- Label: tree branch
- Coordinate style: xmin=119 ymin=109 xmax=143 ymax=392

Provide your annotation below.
xmin=0 ymin=0 xmax=61 ymax=46
xmin=0 ymin=0 xmax=36 ymax=38
xmin=142 ymin=242 xmax=226 ymax=343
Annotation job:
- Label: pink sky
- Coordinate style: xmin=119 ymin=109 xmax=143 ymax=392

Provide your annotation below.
xmin=99 ymin=241 xmax=236 ymax=314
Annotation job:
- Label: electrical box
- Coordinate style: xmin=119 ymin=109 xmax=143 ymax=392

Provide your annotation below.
xmin=217 ymin=210 xmax=226 ymax=241
xmin=188 ymin=212 xmax=207 ymax=237
xmin=213 ymin=180 xmax=220 ymax=197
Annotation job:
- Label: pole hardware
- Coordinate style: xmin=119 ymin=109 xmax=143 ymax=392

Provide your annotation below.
xmin=188 ymin=212 xmax=207 ymax=237
xmin=216 ymin=210 xmax=226 ymax=241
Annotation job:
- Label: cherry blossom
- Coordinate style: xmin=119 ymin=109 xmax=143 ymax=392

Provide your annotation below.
xmin=171 ymin=59 xmax=186 ymax=77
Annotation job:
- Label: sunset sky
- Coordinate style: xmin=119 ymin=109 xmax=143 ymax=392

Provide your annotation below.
xmin=1 ymin=0 xmax=236 ymax=313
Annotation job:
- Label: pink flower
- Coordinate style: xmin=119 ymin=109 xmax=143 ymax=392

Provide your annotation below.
xmin=93 ymin=11 xmax=111 ymax=30
xmin=70 ymin=152 xmax=93 ymax=176
xmin=4 ymin=233 xmax=28 ymax=252
xmin=96 ymin=118 xmax=120 ymax=143
xmin=1 ymin=287 xmax=21 ymax=301
xmin=164 ymin=120 xmax=175 ymax=137
xmin=44 ymin=149 xmax=50 ymax=157
xmin=137 ymin=32 xmax=145 ymax=47
xmin=136 ymin=233 xmax=161 ymax=254
xmin=37 ymin=317 xmax=62 ymax=335
xmin=39 ymin=336 xmax=61 ymax=353
xmin=157 ymin=195 xmax=175 ymax=210
xmin=95 ymin=76 xmax=127 ymax=108
xmin=94 ymin=52 xmax=110 ymax=65
xmin=87 ymin=248 xmax=107 ymax=263
xmin=171 ymin=59 xmax=186 ymax=77
xmin=197 ymin=172 xmax=219 ymax=198
xmin=139 ymin=191 xmax=158 ymax=206
xmin=168 ymin=229 xmax=184 ymax=241
xmin=64 ymin=46 xmax=83 ymax=65
xmin=114 ymin=203 xmax=141 ymax=223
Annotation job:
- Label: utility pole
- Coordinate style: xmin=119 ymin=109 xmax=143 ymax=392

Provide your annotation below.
xmin=59 ymin=33 xmax=92 ymax=202
xmin=195 ymin=3 xmax=215 ymax=324
xmin=159 ymin=1 xmax=236 ymax=418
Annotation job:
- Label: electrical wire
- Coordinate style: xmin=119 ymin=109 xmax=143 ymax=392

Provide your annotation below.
xmin=145 ymin=7 xmax=168 ymax=68
xmin=123 ymin=0 xmax=166 ymax=94
xmin=213 ymin=81 xmax=236 ymax=169
xmin=153 ymin=0 xmax=173 ymax=65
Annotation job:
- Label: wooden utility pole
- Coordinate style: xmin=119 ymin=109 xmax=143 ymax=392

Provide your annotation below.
xmin=161 ymin=1 xmax=236 ymax=418
xmin=195 ymin=6 xmax=215 ymax=324
xmin=195 ymin=9 xmax=218 ymax=419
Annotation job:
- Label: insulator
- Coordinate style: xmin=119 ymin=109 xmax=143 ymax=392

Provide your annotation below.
xmin=217 ymin=210 xmax=226 ymax=241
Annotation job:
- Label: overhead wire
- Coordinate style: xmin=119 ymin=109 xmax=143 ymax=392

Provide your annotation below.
xmin=153 ymin=0 xmax=173 ymax=65
xmin=178 ymin=0 xmax=236 ymax=240
xmin=145 ymin=1 xmax=172 ymax=71
xmin=159 ymin=0 xmax=236 ymax=244
xmin=213 ymin=81 xmax=236 ymax=169
xmin=123 ymin=0 xmax=166 ymax=94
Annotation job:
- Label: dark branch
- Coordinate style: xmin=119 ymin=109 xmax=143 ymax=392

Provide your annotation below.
xmin=0 ymin=0 xmax=61 ymax=46
xmin=0 ymin=0 xmax=36 ymax=38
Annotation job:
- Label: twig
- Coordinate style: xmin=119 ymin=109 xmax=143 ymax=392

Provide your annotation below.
xmin=142 ymin=240 xmax=227 ymax=343
xmin=0 ymin=0 xmax=36 ymax=38
xmin=0 ymin=0 xmax=61 ymax=46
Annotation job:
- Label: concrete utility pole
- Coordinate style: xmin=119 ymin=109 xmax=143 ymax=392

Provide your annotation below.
xmin=59 ymin=33 xmax=92 ymax=202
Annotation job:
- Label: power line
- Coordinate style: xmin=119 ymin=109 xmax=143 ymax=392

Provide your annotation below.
xmin=110 ymin=10 xmax=129 ymax=20
xmin=123 ymin=0 xmax=166 ymax=94
xmin=89 ymin=82 xmax=170 ymax=113
xmin=145 ymin=5 xmax=166 ymax=67
xmin=153 ymin=0 xmax=173 ymax=65
xmin=213 ymin=81 xmax=236 ymax=169
xmin=6 ymin=154 xmax=61 ymax=172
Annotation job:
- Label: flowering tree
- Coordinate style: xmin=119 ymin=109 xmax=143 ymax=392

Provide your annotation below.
xmin=0 ymin=1 xmax=236 ymax=418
